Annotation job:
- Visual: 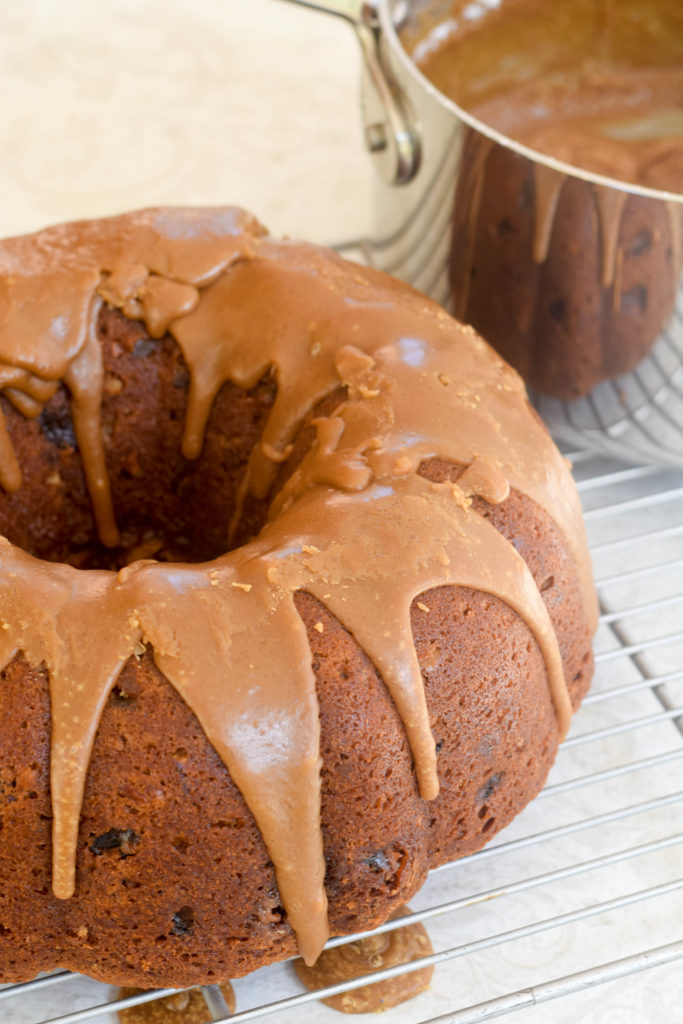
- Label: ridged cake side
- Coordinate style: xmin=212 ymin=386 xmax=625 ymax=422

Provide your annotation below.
xmin=0 ymin=209 xmax=596 ymax=986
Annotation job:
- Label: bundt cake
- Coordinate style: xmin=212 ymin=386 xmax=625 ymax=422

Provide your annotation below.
xmin=413 ymin=0 xmax=683 ymax=398
xmin=0 ymin=207 xmax=597 ymax=989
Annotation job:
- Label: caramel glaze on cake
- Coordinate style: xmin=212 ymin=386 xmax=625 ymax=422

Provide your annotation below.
xmin=0 ymin=208 xmax=597 ymax=987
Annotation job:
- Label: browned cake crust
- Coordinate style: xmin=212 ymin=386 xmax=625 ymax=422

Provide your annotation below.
xmin=0 ymin=305 xmax=592 ymax=987
xmin=0 ymin=308 xmax=276 ymax=569
xmin=0 ymin=209 xmax=596 ymax=988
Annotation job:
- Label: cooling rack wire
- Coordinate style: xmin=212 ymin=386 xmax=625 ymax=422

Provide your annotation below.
xmin=1 ymin=450 xmax=682 ymax=1023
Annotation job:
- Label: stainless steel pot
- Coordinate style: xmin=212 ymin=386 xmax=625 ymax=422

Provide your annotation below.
xmin=285 ymin=0 xmax=683 ymax=466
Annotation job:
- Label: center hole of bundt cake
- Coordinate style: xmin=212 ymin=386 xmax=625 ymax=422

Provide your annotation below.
xmin=0 ymin=307 xmax=278 ymax=570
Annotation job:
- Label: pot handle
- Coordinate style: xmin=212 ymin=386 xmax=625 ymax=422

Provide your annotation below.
xmin=280 ymin=0 xmax=421 ymax=185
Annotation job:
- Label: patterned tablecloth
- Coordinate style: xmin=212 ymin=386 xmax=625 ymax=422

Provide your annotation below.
xmin=0 ymin=3 xmax=681 ymax=1023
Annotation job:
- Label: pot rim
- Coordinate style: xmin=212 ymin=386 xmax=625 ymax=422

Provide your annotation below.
xmin=378 ymin=0 xmax=683 ymax=204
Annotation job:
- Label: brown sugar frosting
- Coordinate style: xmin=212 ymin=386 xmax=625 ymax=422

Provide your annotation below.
xmin=0 ymin=208 xmax=597 ymax=970
xmin=293 ymin=905 xmax=434 ymax=1013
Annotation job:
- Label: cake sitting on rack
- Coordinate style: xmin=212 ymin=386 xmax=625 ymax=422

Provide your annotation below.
xmin=0 ymin=207 xmax=596 ymax=988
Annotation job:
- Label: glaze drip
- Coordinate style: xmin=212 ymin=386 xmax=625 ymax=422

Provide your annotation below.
xmin=0 ymin=207 xmax=260 ymax=544
xmin=0 ymin=208 xmax=596 ymax=966
xmin=293 ymin=905 xmax=434 ymax=1014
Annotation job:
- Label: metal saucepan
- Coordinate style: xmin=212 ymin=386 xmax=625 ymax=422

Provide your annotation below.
xmin=285 ymin=0 xmax=683 ymax=465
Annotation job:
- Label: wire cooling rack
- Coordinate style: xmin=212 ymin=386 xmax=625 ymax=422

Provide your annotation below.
xmin=1 ymin=451 xmax=682 ymax=1024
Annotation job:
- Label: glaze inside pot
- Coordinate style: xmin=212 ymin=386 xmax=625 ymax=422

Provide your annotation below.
xmin=407 ymin=0 xmax=683 ymax=194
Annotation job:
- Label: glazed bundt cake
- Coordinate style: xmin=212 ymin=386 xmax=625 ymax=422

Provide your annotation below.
xmin=0 ymin=208 xmax=597 ymax=988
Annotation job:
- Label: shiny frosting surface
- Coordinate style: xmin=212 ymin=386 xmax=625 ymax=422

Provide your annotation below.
xmin=0 ymin=208 xmax=596 ymax=965
xmin=415 ymin=0 xmax=683 ymax=192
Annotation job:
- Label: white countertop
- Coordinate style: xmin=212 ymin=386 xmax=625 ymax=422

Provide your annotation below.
xmin=0 ymin=0 xmax=372 ymax=245
xmin=0 ymin=3 xmax=682 ymax=1023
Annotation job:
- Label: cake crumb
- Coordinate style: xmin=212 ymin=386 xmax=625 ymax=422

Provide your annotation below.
xmin=416 ymin=602 xmax=430 ymax=614
xmin=450 ymin=484 xmax=472 ymax=511
xmin=393 ymin=456 xmax=413 ymax=476
xmin=231 ymin=582 xmax=252 ymax=592
xmin=314 ymin=622 xmax=324 ymax=633
xmin=105 ymin=373 xmax=124 ymax=395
